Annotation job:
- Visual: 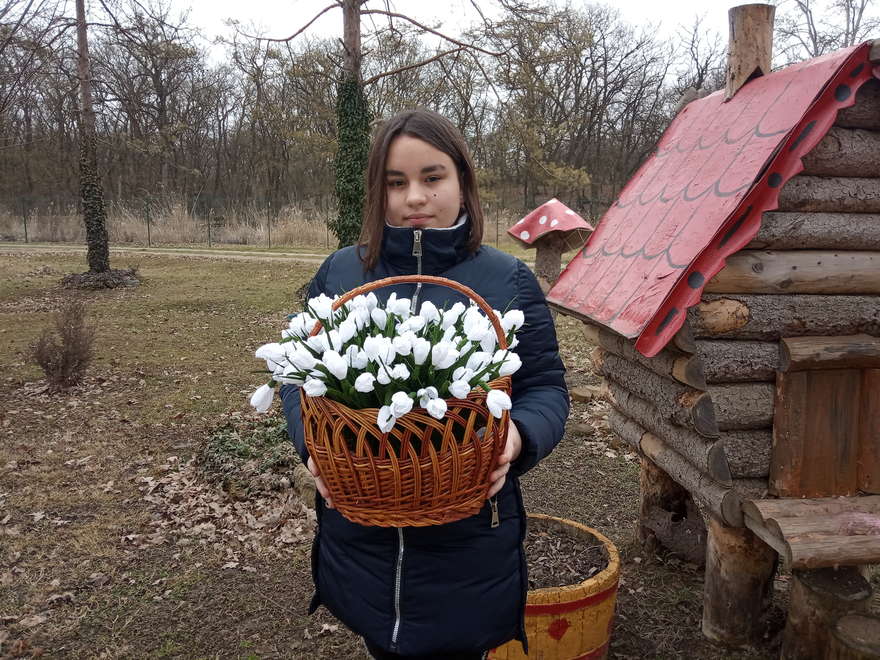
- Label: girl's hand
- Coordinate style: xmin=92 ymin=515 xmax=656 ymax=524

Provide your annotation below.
xmin=307 ymin=457 xmax=334 ymax=508
xmin=487 ymin=423 xmax=522 ymax=498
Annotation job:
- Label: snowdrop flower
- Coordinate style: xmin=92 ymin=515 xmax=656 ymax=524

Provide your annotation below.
xmin=390 ymin=391 xmax=414 ymax=417
xmin=411 ymin=337 xmax=431 ymax=365
xmin=466 ymin=351 xmax=493 ymax=373
xmin=344 ymin=345 xmax=368 ymax=369
xmin=328 ymin=329 xmax=343 ymax=352
xmin=351 ymin=305 xmax=370 ymax=331
xmin=255 ymin=343 xmax=286 ymax=370
xmin=509 ymin=335 xmax=520 ymax=349
xmin=386 ymin=293 xmax=411 ymax=318
xmin=286 ymin=312 xmax=317 ymax=339
xmin=377 ymin=405 xmax=395 ymax=433
xmin=365 ymin=292 xmax=378 ymax=311
xmin=418 ymin=301 xmax=440 ymax=324
xmin=494 ymin=350 xmax=522 ymax=377
xmin=338 ymin=319 xmax=357 ymax=344
xmin=502 ymin=309 xmax=525 ymax=333
xmin=289 ymin=345 xmax=318 ymax=371
xmin=452 ymin=366 xmax=474 ymax=383
xmin=393 ymin=332 xmax=415 ymax=357
xmin=417 ymin=386 xmax=439 ymax=408
xmin=399 ymin=315 xmax=426 ymax=333
xmin=486 ymin=389 xmax=512 ymax=418
xmin=442 ymin=325 xmax=458 ymax=343
xmin=376 ymin=366 xmax=393 ymax=385
xmin=480 ymin=332 xmax=497 ymax=353
xmin=363 ymin=335 xmax=396 ymax=364
xmin=307 ymin=333 xmax=330 ymax=354
xmin=390 ymin=364 xmax=410 ymax=381
xmin=371 ymin=307 xmax=388 ymax=329
xmin=249 ymin=383 xmax=275 ymax=412
xmin=308 ymin=293 xmax=337 ymax=320
xmin=322 ymin=350 xmax=348 ymax=380
xmin=426 ymin=398 xmax=447 ymax=420
xmin=431 ymin=341 xmax=459 ymax=370
xmin=441 ymin=302 xmax=466 ymax=330
xmin=276 ymin=371 xmax=304 ymax=386
xmin=449 ymin=380 xmax=472 ymax=399
xmin=354 ymin=373 xmax=376 ymax=393
xmin=303 ymin=378 xmax=327 ymax=397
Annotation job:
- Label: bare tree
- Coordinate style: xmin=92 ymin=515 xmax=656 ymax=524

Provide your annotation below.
xmin=775 ymin=0 xmax=880 ymax=63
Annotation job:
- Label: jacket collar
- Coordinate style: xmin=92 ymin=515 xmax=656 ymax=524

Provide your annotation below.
xmin=380 ymin=215 xmax=473 ymax=274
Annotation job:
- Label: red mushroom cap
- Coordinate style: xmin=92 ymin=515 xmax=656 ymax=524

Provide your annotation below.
xmin=508 ymin=198 xmax=594 ymax=251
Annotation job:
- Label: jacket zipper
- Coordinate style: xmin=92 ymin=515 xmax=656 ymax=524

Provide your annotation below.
xmin=391 ymin=528 xmax=405 ymax=651
xmin=410 ymin=229 xmax=423 ymax=315
xmin=490 ymin=496 xmax=500 ymax=528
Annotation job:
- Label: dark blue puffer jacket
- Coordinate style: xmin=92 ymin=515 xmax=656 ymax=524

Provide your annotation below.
xmin=280 ymin=218 xmax=569 ymax=655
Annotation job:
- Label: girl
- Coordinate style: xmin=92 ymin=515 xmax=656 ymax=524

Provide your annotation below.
xmin=281 ymin=109 xmax=569 ymax=659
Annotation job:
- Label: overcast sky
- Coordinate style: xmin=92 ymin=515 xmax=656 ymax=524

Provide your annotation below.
xmin=186 ymin=0 xmax=743 ymax=51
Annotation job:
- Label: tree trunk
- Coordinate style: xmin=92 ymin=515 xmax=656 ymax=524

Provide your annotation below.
xmin=596 ymin=327 xmax=707 ymax=389
xmin=720 ymin=429 xmax=773 ymax=478
xmin=76 ymin=0 xmax=109 ymax=273
xmin=689 ymin=294 xmax=880 ymax=340
xmin=801 ymin=127 xmax=880 ymax=177
xmin=709 ymin=383 xmax=775 ymax=431
xmin=781 ymin=568 xmax=872 ymax=660
xmin=696 ymin=339 xmax=779 ymax=383
xmin=747 ymin=212 xmax=880 ymax=250
xmin=777 ymin=176 xmax=880 ymax=214
xmin=702 ymin=515 xmax=778 ymax=645
xmin=725 ymin=4 xmax=775 ymax=100
xmin=837 ymin=78 xmax=880 ymax=130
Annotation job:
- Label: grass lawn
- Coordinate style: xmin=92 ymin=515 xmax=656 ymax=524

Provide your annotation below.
xmin=0 ymin=251 xmax=784 ymax=658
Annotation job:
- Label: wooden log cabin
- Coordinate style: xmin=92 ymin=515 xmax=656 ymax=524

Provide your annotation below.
xmin=548 ymin=5 xmax=880 ymax=656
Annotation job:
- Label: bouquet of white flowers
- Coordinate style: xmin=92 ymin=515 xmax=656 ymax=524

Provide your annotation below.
xmin=250 ymin=292 xmax=523 ymax=434
xmin=248 ymin=275 xmax=523 ymax=527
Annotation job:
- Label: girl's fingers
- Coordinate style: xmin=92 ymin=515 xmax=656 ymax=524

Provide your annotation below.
xmin=487 ymin=475 xmax=506 ymax=498
xmin=308 ymin=458 xmax=334 ymax=508
xmin=489 ymin=461 xmax=510 ymax=485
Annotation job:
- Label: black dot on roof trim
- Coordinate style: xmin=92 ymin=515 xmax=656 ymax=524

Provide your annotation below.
xmin=789 ymin=121 xmax=816 ymax=152
xmin=656 ymin=307 xmax=679 ymax=334
xmin=835 ymin=84 xmax=852 ymax=102
xmin=687 ymin=272 xmax=705 ymax=288
xmin=850 ymin=63 xmax=864 ymax=77
xmin=768 ymin=173 xmax=783 ymax=188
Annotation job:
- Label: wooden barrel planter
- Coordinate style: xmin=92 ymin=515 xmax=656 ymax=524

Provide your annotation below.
xmin=490 ymin=514 xmax=621 ymax=660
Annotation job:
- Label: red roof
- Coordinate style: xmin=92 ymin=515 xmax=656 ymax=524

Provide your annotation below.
xmin=548 ymin=42 xmax=877 ymax=357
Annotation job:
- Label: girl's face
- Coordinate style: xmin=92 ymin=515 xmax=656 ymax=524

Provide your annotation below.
xmin=384 ymin=135 xmax=463 ymax=229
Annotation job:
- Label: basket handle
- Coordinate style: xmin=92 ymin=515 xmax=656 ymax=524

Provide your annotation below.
xmin=308 ymin=275 xmax=509 ymax=350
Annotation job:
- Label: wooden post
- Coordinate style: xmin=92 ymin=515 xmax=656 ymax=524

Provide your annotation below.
xmin=725 ymin=4 xmax=775 ymax=100
xmin=702 ymin=515 xmax=777 ymax=645
xmin=781 ymin=568 xmax=873 ymax=660
xmin=829 ymin=614 xmax=880 ymax=659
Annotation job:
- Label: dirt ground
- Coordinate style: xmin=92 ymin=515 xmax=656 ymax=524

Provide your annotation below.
xmin=0 ymin=250 xmax=862 ymax=659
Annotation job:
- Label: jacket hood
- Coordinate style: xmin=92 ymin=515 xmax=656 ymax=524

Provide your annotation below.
xmin=380 ymin=215 xmax=473 ymax=275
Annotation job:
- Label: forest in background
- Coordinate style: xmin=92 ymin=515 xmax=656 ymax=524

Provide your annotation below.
xmin=1 ymin=0 xmax=877 ymax=245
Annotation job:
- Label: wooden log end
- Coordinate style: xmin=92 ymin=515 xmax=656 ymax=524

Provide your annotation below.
xmin=831 ymin=613 xmax=880 ymax=659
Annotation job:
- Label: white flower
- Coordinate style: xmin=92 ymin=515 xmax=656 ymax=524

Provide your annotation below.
xmin=486 ymin=389 xmax=512 ymax=418
xmin=354 ymin=373 xmax=376 ymax=393
xmin=277 ymin=371 xmax=304 ymax=386
xmin=399 ymin=315 xmax=426 ymax=333
xmin=452 ymin=366 xmax=474 ymax=382
xmin=308 ymin=293 xmax=337 ymax=320
xmin=494 ymin=350 xmax=522 ymax=377
xmin=364 ymin=335 xmax=395 ymax=364
xmin=328 ymin=329 xmax=343 ymax=352
xmin=345 ymin=345 xmax=368 ymax=369
xmin=418 ymin=301 xmax=441 ymax=324
xmin=442 ymin=324 xmax=458 ymax=343
xmin=255 ymin=342 xmax=286 ymax=370
xmin=351 ymin=305 xmax=370 ymax=330
xmin=322 ymin=350 xmax=348 ymax=380
xmin=441 ymin=302 xmax=466 ymax=330
xmin=287 ymin=312 xmax=317 ymax=339
xmin=386 ymin=292 xmax=411 ymax=318
xmin=303 ymin=378 xmax=327 ymax=397
xmin=509 ymin=335 xmax=519 ymax=349
xmin=480 ymin=332 xmax=497 ymax=353
xmin=377 ymin=405 xmax=395 ymax=433
xmin=365 ymin=292 xmax=378 ymax=311
xmin=449 ymin=380 xmax=472 ymax=399
xmin=426 ymin=397 xmax=447 ymax=420
xmin=338 ymin=319 xmax=357 ymax=344
xmin=390 ymin=391 xmax=414 ymax=417
xmin=249 ymin=383 xmax=275 ymax=412
xmin=431 ymin=341 xmax=459 ymax=370
xmin=306 ymin=333 xmax=330 ymax=354
xmin=289 ymin=345 xmax=317 ymax=371
xmin=393 ymin=332 xmax=414 ymax=356
xmin=417 ymin=386 xmax=438 ymax=408
xmin=390 ymin=364 xmax=410 ymax=381
xmin=502 ymin=309 xmax=525 ymax=333
xmin=411 ymin=337 xmax=431 ymax=365
xmin=466 ymin=351 xmax=493 ymax=373
xmin=376 ymin=365 xmax=393 ymax=385
xmin=371 ymin=307 xmax=388 ymax=329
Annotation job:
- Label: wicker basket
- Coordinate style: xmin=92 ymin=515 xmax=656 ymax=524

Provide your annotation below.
xmin=300 ymin=275 xmax=512 ymax=527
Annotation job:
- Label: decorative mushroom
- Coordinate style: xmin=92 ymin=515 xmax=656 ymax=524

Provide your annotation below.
xmin=508 ymin=198 xmax=594 ymax=292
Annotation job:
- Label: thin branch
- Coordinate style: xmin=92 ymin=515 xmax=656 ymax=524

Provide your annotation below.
xmin=363 ymin=46 xmax=464 ymax=86
xmin=239 ymin=2 xmax=341 ymax=43
xmin=360 ymin=8 xmax=509 ymax=58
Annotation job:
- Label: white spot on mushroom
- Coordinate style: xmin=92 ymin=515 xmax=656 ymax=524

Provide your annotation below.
xmin=519 ymin=230 xmax=530 ymax=240
xmin=550 ymin=219 xmax=559 ymax=227
xmin=565 ymin=209 xmax=575 ymax=215
xmin=539 ymin=215 xmax=547 ymax=224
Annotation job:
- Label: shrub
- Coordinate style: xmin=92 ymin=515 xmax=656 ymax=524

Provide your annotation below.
xmin=30 ymin=298 xmax=95 ymax=392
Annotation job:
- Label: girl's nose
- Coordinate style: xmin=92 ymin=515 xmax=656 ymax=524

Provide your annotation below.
xmin=406 ymin=184 xmax=427 ymax=206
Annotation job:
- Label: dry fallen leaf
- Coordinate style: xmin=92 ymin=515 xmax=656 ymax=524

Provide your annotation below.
xmin=18 ymin=613 xmax=48 ymax=628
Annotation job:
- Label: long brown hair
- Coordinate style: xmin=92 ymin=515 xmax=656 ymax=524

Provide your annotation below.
xmin=358 ymin=109 xmax=484 ymax=270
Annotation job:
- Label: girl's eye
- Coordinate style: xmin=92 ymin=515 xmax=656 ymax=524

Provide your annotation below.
xmin=387 ymin=180 xmax=404 ymax=188
xmin=426 ymin=175 xmax=441 ymax=183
